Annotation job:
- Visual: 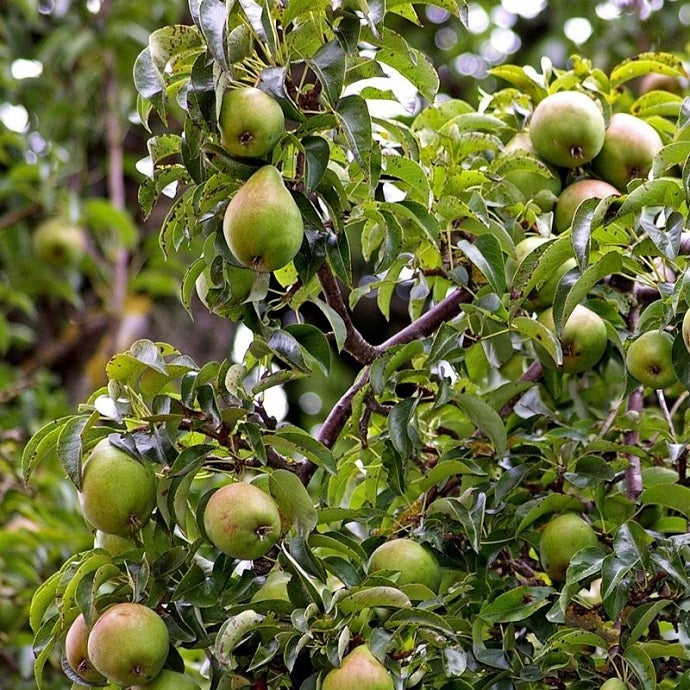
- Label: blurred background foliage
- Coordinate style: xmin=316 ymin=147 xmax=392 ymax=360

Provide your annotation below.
xmin=2 ymin=0 xmax=690 ymax=687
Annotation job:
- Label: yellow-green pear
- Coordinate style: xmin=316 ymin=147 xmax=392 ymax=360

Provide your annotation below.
xmin=322 ymin=645 xmax=394 ymax=690
xmin=203 ymin=482 xmax=282 ymax=560
xmin=87 ymin=603 xmax=170 ymax=686
xmin=367 ymin=538 xmax=441 ymax=593
xmin=539 ymin=513 xmax=599 ymax=582
xmin=131 ymin=668 xmax=201 ymax=689
xmin=218 ymin=87 xmax=284 ymax=159
xmin=600 ymin=679 xmax=629 ymax=690
xmin=626 ymin=330 xmax=677 ymax=389
xmin=223 ymin=165 xmax=304 ymax=273
xmin=592 ymin=113 xmax=663 ymax=191
xmin=33 ymin=218 xmax=87 ymax=267
xmin=64 ymin=613 xmax=106 ymax=685
xmin=530 ymin=91 xmax=606 ymax=168
xmin=79 ymin=439 xmax=157 ymax=536
xmin=538 ymin=305 xmax=608 ymax=374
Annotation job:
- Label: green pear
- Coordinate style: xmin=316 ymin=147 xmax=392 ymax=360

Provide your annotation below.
xmin=538 ymin=304 xmax=608 ymax=374
xmin=503 ymin=132 xmax=562 ymax=210
xmin=592 ymin=113 xmax=663 ymax=191
xmin=33 ymin=218 xmax=87 ymax=267
xmin=79 ymin=439 xmax=157 ymax=536
xmin=322 ymin=645 xmax=394 ymax=690
xmin=539 ymin=513 xmax=599 ymax=582
xmin=64 ymin=613 xmax=106 ymax=685
xmin=625 ymin=330 xmax=677 ymax=389
xmin=554 ymin=179 xmax=620 ymax=233
xmin=529 ymin=91 xmax=606 ymax=168
xmin=367 ymin=538 xmax=441 ymax=593
xmin=131 ymin=668 xmax=201 ymax=689
xmin=218 ymin=87 xmax=285 ymax=159
xmin=87 ymin=603 xmax=170 ymax=686
xmin=94 ymin=530 xmax=137 ymax=556
xmin=600 ymin=679 xmax=629 ymax=690
xmin=203 ymin=482 xmax=282 ymax=560
xmin=639 ymin=72 xmax=688 ymax=95
xmin=223 ymin=165 xmax=304 ymax=273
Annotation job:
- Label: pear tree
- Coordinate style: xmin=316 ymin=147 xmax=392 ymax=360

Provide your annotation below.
xmin=21 ymin=1 xmax=690 ymax=689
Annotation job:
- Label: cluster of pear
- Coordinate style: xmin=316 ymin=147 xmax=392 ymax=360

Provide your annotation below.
xmin=80 ymin=439 xmax=285 ymax=561
xmin=196 ymin=86 xmax=305 ymax=291
xmin=64 ymin=602 xmax=200 ymax=689
xmin=505 ymin=87 xmax=683 ymax=386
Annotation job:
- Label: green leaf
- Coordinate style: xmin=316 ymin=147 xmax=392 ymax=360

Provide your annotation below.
xmin=373 ymin=30 xmax=439 ymax=102
xmin=552 ymin=252 xmax=622 ymax=333
xmin=457 ymin=234 xmax=506 ymax=295
xmin=269 ymin=469 xmax=318 ymax=536
xmin=388 ymin=397 xmax=417 ymax=457
xmin=338 ymin=586 xmax=412 ymax=613
xmin=307 ymin=41 xmax=346 ymax=106
xmin=215 ymin=610 xmax=265 ymax=665
xmin=640 ymin=483 xmax=690 ymax=519
xmin=623 ymin=643 xmax=657 ymax=690
xmin=385 ymin=608 xmax=455 ymax=635
xmin=264 ymin=426 xmax=337 ymax=475
xmin=627 ymin=600 xmax=672 ymax=644
xmin=610 ymin=52 xmax=687 ymax=88
xmin=336 ymin=94 xmax=372 ymax=173
xmin=303 ymin=136 xmax=330 ymax=192
xmin=284 ymin=323 xmax=331 ymax=375
xmin=480 ymin=586 xmax=552 ymax=624
xmin=455 ymin=394 xmax=507 ymax=456
xmin=56 ymin=414 xmax=97 ymax=490
xmin=513 ymin=316 xmax=563 ymax=366
xmin=21 ymin=417 xmax=71 ymax=484
xmin=515 ymin=495 xmax=585 ymax=534
xmin=199 ymin=0 xmax=229 ymax=70
xmin=617 ymin=177 xmax=684 ymax=216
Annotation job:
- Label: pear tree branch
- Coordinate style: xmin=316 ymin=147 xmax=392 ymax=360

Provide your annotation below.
xmin=624 ymin=298 xmax=643 ymax=500
xmin=317 ymin=264 xmax=378 ymax=364
xmin=314 ymin=286 xmax=473 ymax=463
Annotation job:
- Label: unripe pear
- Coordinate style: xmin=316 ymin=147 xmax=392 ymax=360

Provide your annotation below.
xmin=87 ymin=603 xmax=169 ymax=687
xmin=223 ymin=165 xmax=304 ymax=272
xmin=554 ymin=179 xmax=620 ymax=233
xmin=600 ymin=679 xmax=629 ymax=690
xmin=367 ymin=538 xmax=441 ymax=593
xmin=322 ymin=645 xmax=394 ymax=690
xmin=530 ymin=91 xmax=606 ymax=168
xmin=131 ymin=668 xmax=202 ymax=690
xmin=64 ymin=613 xmax=106 ymax=685
xmin=218 ymin=87 xmax=285 ymax=159
xmin=33 ymin=218 xmax=87 ymax=267
xmin=592 ymin=113 xmax=663 ymax=191
xmin=203 ymin=482 xmax=282 ymax=560
xmin=94 ymin=530 xmax=137 ymax=556
xmin=79 ymin=439 xmax=157 ymax=536
xmin=539 ymin=513 xmax=599 ymax=582
xmin=538 ymin=304 xmax=608 ymax=374
xmin=626 ymin=330 xmax=677 ymax=389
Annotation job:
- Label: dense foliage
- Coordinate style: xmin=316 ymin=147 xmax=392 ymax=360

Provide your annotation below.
xmin=5 ymin=1 xmax=690 ymax=689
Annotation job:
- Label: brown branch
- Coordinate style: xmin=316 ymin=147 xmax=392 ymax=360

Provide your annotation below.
xmin=625 ymin=299 xmax=643 ymax=500
xmin=373 ymin=286 xmax=472 ymax=354
xmin=102 ymin=32 xmax=130 ymax=353
xmin=317 ymin=264 xmax=378 ymax=364
xmin=0 ymin=201 xmax=42 ymax=233
xmin=499 ymin=359 xmax=543 ymax=417
xmin=311 ymin=286 xmax=473 ymax=480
